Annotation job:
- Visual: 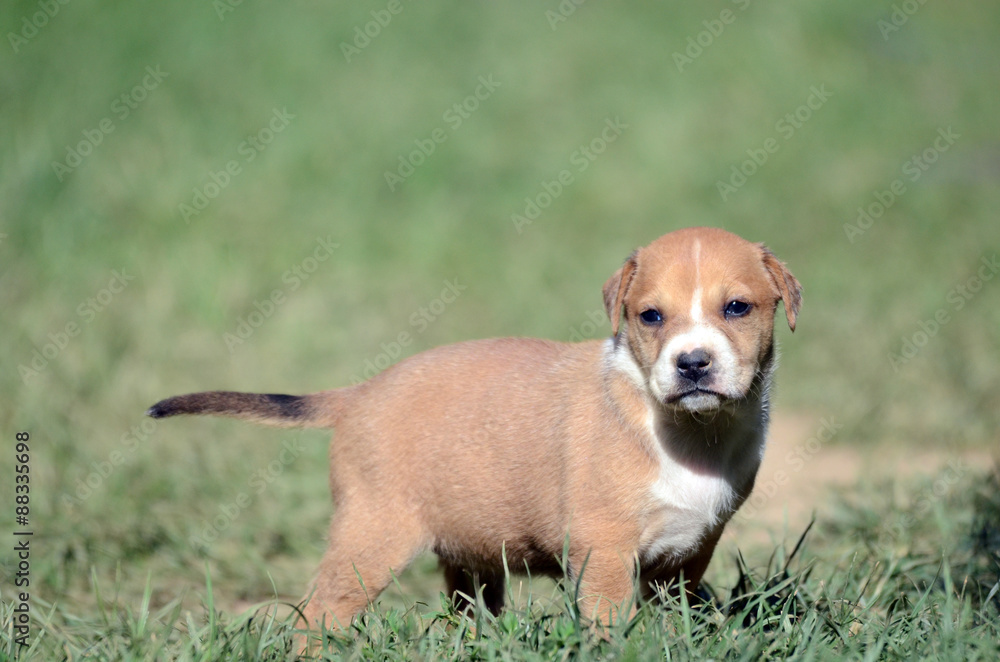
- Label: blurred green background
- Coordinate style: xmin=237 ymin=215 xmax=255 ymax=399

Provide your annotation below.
xmin=2 ymin=0 xmax=998 ymax=620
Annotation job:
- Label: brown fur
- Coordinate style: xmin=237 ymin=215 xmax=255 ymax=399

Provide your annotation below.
xmin=148 ymin=227 xmax=801 ymax=637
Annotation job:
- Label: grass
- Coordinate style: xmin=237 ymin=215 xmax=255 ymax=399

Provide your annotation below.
xmin=4 ymin=469 xmax=998 ymax=660
xmin=1 ymin=0 xmax=998 ymax=659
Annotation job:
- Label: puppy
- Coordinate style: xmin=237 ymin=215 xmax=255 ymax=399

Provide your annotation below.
xmin=148 ymin=226 xmax=801 ymax=631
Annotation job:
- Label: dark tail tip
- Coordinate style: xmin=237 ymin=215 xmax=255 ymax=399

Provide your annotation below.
xmin=146 ymin=401 xmax=176 ymax=419
xmin=145 ymin=391 xmax=311 ymax=424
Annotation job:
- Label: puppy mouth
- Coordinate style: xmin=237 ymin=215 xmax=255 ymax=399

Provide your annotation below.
xmin=665 ymin=387 xmax=727 ymax=405
xmin=663 ymin=387 xmax=734 ymax=413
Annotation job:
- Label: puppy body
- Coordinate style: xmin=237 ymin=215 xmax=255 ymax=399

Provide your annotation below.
xmin=149 ymin=227 xmax=801 ymax=629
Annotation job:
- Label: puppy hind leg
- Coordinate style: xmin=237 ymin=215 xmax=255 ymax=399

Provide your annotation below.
xmin=300 ymin=510 xmax=427 ymax=634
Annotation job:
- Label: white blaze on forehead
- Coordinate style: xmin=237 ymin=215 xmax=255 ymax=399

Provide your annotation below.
xmin=674 ymin=237 xmax=724 ymax=359
xmin=690 ymin=240 xmax=704 ymax=323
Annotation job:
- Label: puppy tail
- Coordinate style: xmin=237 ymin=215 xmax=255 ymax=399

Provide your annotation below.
xmin=146 ymin=389 xmax=347 ymax=429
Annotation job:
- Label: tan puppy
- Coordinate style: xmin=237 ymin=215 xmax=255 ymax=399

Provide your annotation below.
xmin=148 ymin=227 xmax=801 ymax=632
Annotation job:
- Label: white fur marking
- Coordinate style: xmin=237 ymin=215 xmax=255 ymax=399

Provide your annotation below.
xmin=690 ymin=288 xmax=703 ymax=323
xmin=648 ymin=322 xmax=744 ymax=407
xmin=605 ymin=338 xmax=645 ymax=391
xmin=691 ymin=240 xmax=703 ymax=323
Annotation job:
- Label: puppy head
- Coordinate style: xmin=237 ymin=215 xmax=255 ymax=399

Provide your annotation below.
xmin=603 ymin=227 xmax=801 ymax=413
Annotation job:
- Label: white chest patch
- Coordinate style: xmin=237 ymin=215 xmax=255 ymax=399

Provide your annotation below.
xmin=638 ymin=413 xmax=748 ymax=564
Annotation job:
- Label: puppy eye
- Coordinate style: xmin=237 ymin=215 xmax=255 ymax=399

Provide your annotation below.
xmin=724 ymin=300 xmax=752 ymax=318
xmin=639 ymin=309 xmax=663 ymax=325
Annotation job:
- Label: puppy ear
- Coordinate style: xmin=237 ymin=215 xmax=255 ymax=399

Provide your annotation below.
xmin=603 ymin=251 xmax=638 ymax=336
xmin=759 ymin=244 xmax=802 ymax=331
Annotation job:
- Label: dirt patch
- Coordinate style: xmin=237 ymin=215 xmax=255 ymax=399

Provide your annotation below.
xmin=723 ymin=412 xmax=996 ymax=548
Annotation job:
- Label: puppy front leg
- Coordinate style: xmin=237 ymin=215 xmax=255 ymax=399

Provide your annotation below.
xmin=644 ymin=529 xmax=722 ymax=603
xmin=676 ymin=529 xmax=722 ymax=597
xmin=572 ymin=550 xmax=637 ymax=628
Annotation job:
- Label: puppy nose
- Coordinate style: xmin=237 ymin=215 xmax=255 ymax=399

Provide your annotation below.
xmin=676 ymin=349 xmax=712 ymax=382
